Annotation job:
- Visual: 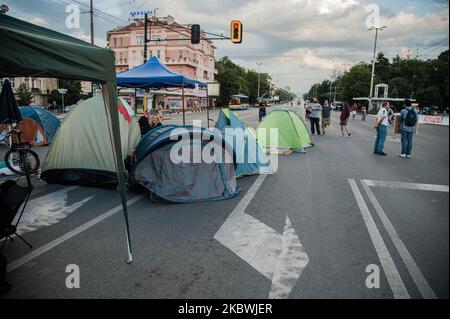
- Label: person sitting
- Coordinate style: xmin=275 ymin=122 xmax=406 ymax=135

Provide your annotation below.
xmin=150 ymin=115 xmax=163 ymax=129
xmin=138 ymin=113 xmax=152 ymax=136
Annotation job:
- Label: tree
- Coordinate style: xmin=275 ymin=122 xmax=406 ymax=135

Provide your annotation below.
xmin=336 ymin=63 xmax=373 ymax=102
xmin=15 ymin=83 xmax=33 ymax=106
xmin=388 ymin=77 xmax=413 ymax=98
xmin=415 ymin=87 xmax=442 ymax=107
xmin=215 ymin=57 xmax=248 ymax=106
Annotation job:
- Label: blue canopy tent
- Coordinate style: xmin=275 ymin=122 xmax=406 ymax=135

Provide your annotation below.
xmin=116 ymin=57 xmax=207 ymax=125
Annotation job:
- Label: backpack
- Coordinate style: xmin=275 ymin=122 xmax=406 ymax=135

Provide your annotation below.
xmin=404 ymin=109 xmax=417 ymax=127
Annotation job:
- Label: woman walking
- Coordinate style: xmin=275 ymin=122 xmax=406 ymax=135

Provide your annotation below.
xmin=340 ymin=102 xmax=352 ymax=137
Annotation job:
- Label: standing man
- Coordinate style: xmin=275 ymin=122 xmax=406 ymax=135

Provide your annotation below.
xmin=399 ymin=100 xmax=418 ymax=158
xmin=308 ymin=97 xmax=322 ymax=135
xmin=321 ymin=100 xmax=332 ymax=135
xmin=374 ymin=102 xmax=391 ymax=156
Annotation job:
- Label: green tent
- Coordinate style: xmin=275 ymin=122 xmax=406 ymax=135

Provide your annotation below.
xmin=0 ymin=14 xmax=133 ymax=262
xmin=256 ymin=109 xmax=312 ymax=153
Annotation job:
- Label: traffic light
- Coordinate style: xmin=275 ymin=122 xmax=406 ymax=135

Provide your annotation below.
xmin=230 ymin=20 xmax=242 ymax=43
xmin=191 ymin=24 xmax=201 ymax=44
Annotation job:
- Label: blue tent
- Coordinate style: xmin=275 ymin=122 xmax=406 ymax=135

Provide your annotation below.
xmin=216 ymin=109 xmax=271 ymax=178
xmin=20 ymin=106 xmax=60 ymax=143
xmin=116 ymin=56 xmax=207 ymax=89
xmin=130 ymin=125 xmax=239 ymax=203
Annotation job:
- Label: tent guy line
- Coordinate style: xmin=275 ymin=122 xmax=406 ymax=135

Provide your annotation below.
xmin=7 ymin=194 xmax=145 ymax=273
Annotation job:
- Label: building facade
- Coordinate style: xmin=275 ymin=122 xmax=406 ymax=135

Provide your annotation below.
xmin=107 ymin=15 xmax=217 ymax=112
xmin=0 ymin=77 xmax=58 ymax=106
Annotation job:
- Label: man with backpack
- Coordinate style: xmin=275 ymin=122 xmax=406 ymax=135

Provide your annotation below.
xmin=399 ymin=100 xmax=418 ymax=158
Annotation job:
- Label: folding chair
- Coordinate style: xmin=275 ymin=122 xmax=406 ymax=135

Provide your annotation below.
xmin=0 ymin=179 xmax=33 ymax=250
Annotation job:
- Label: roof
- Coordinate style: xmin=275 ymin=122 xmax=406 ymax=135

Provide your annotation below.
xmin=116 ymin=56 xmax=207 ymax=89
xmin=0 ymin=13 xmax=116 ymax=82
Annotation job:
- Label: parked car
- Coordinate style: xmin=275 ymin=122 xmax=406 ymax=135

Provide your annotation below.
xmin=331 ymin=102 xmax=343 ymax=111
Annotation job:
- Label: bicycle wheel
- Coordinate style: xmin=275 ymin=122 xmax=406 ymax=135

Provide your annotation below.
xmin=4 ymin=149 xmax=40 ymax=175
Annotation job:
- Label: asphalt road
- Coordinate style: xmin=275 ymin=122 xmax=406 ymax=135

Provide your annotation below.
xmin=1 ymin=103 xmax=448 ymax=299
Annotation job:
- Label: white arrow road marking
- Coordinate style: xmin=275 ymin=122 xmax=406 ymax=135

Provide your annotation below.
xmin=15 ymin=186 xmax=95 ymax=234
xmin=214 ymin=174 xmax=309 ymax=299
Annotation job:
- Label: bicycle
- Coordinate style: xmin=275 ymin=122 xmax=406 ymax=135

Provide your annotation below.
xmin=3 ymin=126 xmax=40 ymax=175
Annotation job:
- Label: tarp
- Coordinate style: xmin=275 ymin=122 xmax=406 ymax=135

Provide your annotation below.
xmin=20 ymin=107 xmax=60 ymax=144
xmin=216 ymin=109 xmax=271 ymax=177
xmin=130 ymin=125 xmax=239 ymax=203
xmin=257 ymin=109 xmax=312 ymax=153
xmin=0 ymin=13 xmax=133 ymax=262
xmin=0 ymin=79 xmax=22 ymax=124
xmin=117 ymin=56 xmax=207 ymax=89
xmin=41 ymin=94 xmax=140 ymax=187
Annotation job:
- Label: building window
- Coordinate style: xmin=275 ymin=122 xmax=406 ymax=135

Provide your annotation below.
xmin=152 ymin=35 xmax=161 ymax=44
xmin=136 ymin=36 xmax=144 ymax=45
xmin=113 ymin=38 xmax=117 ymax=47
xmin=178 ymin=35 xmax=185 ymax=45
xmin=149 ymin=50 xmax=153 ymax=58
xmin=178 ymin=50 xmax=183 ymax=59
xmin=157 ymin=50 xmax=161 ymax=59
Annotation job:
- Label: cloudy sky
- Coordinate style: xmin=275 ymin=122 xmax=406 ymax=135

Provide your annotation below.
xmin=7 ymin=0 xmax=450 ymax=94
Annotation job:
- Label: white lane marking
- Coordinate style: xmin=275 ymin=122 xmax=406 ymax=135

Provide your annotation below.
xmin=363 ymin=180 xmax=449 ymax=193
xmin=362 ymin=181 xmax=437 ymax=299
xmin=269 ymin=216 xmax=309 ymax=299
xmin=348 ymin=179 xmax=410 ymax=299
xmin=7 ymin=194 xmax=145 ymax=273
xmin=15 ymin=187 xmax=94 ymax=234
xmin=214 ymin=174 xmax=309 ymax=299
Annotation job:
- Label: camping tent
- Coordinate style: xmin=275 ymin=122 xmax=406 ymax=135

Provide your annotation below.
xmin=130 ymin=125 xmax=239 ymax=203
xmin=21 ymin=107 xmax=59 ymax=145
xmin=0 ymin=107 xmax=59 ymax=146
xmin=41 ymin=94 xmax=140 ymax=187
xmin=256 ymin=109 xmax=312 ymax=153
xmin=0 ymin=13 xmax=133 ymax=262
xmin=216 ymin=109 xmax=271 ymax=177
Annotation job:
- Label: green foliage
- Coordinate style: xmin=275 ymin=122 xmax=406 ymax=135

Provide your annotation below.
xmin=15 ymin=83 xmax=33 ymax=106
xmin=305 ymin=50 xmax=449 ymax=110
xmin=215 ymin=56 xmax=273 ymax=106
xmin=415 ymin=86 xmax=442 ymax=107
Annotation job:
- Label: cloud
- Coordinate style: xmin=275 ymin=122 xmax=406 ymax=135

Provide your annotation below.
xmin=7 ymin=0 xmax=450 ymax=93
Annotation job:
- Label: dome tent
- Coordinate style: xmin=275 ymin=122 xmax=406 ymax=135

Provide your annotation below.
xmin=20 ymin=107 xmax=59 ymax=145
xmin=129 ymin=125 xmax=239 ymax=203
xmin=256 ymin=109 xmax=312 ymax=154
xmin=41 ymin=94 xmax=140 ymax=187
xmin=216 ymin=108 xmax=271 ymax=177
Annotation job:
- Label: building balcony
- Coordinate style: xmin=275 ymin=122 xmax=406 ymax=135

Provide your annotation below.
xmin=116 ymin=59 xmax=129 ymax=66
xmin=165 ymin=57 xmax=199 ymax=69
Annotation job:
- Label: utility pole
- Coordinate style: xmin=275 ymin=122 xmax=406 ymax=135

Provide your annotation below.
xmin=90 ymin=0 xmax=94 ymax=45
xmin=257 ymin=62 xmax=263 ymax=103
xmin=90 ymin=0 xmax=94 ymax=94
xmin=143 ymin=12 xmax=148 ymax=63
xmin=368 ymin=26 xmax=386 ymax=110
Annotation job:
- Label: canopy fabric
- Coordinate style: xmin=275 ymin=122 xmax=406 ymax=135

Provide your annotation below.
xmin=216 ymin=109 xmax=271 ymax=177
xmin=116 ymin=56 xmax=207 ymax=89
xmin=256 ymin=109 xmax=313 ymax=153
xmin=0 ymin=13 xmax=133 ymax=262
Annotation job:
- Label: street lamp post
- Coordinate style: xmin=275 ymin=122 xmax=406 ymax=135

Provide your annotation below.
xmin=257 ymin=62 xmax=263 ymax=103
xmin=368 ymin=26 xmax=386 ymax=110
xmin=58 ymin=88 xmax=67 ymax=113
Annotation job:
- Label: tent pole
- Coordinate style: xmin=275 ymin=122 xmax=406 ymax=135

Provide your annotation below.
xmin=207 ymin=89 xmax=210 ymax=128
xmin=182 ymin=83 xmax=186 ymax=126
xmin=102 ymin=82 xmax=133 ymax=264
xmin=134 ymin=88 xmax=137 ymax=114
